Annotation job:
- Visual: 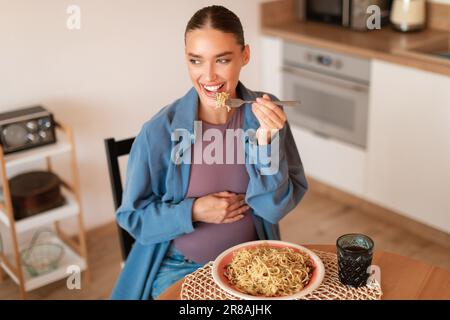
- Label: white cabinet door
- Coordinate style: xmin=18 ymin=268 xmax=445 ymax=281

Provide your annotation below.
xmin=367 ymin=60 xmax=450 ymax=233
xmin=291 ymin=125 xmax=367 ymax=197
xmin=260 ymin=36 xmax=283 ymax=98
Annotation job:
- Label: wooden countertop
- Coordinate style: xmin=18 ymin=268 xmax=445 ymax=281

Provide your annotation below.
xmin=157 ymin=244 xmax=450 ymax=300
xmin=261 ymin=21 xmax=450 ymax=77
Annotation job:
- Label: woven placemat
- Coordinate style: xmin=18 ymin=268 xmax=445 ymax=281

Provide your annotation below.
xmin=181 ymin=250 xmax=382 ymax=300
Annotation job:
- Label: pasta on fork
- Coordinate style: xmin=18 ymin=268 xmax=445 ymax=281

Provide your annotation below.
xmin=215 ymin=92 xmax=231 ymax=112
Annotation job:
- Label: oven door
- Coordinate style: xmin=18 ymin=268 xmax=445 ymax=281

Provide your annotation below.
xmin=282 ymin=64 xmax=369 ymax=149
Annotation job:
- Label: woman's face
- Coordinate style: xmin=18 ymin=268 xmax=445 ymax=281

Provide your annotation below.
xmin=185 ymin=28 xmax=250 ymax=110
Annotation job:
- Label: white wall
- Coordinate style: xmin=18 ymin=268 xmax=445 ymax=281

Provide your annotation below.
xmin=0 ymin=0 xmax=265 ymax=230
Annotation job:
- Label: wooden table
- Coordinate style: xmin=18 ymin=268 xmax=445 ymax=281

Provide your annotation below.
xmin=158 ymin=244 xmax=450 ymax=300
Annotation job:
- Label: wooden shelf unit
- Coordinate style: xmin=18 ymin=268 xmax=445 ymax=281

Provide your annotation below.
xmin=0 ymin=121 xmax=90 ymax=299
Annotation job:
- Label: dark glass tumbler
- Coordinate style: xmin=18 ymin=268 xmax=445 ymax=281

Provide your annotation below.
xmin=336 ymin=233 xmax=374 ymax=288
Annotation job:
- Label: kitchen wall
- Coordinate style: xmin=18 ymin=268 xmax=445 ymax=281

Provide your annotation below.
xmin=0 ymin=0 xmax=266 ymax=230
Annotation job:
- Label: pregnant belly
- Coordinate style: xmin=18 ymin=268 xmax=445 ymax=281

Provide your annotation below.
xmin=173 ymin=212 xmax=258 ymax=264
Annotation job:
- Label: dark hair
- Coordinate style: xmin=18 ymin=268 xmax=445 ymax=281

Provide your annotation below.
xmin=185 ymin=5 xmax=245 ymax=49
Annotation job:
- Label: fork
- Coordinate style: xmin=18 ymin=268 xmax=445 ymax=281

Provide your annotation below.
xmin=225 ymin=98 xmax=301 ymax=109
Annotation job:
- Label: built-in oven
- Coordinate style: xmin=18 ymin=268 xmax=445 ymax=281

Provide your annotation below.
xmin=282 ymin=41 xmax=371 ymax=149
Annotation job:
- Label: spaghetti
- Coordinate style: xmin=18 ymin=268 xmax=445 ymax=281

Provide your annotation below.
xmin=224 ymin=245 xmax=314 ymax=297
xmin=215 ymin=92 xmax=231 ymax=112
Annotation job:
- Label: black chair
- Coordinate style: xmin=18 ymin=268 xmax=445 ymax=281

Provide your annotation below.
xmin=104 ymin=137 xmax=136 ymax=261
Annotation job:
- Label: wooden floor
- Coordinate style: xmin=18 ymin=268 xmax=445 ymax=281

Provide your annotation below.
xmin=1 ymin=190 xmax=449 ymax=299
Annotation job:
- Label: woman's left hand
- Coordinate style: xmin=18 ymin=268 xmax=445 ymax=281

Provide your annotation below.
xmin=252 ymin=94 xmax=287 ymax=145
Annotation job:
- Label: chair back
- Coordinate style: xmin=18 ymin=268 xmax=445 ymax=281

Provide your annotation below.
xmin=104 ymin=137 xmax=135 ymax=261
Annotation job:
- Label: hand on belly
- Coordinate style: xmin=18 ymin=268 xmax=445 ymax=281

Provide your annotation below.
xmin=192 ymin=191 xmax=250 ymax=224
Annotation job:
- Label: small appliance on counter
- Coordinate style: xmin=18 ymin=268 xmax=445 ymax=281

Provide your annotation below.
xmin=10 ymin=171 xmax=66 ymax=220
xmin=0 ymin=105 xmax=56 ymax=154
xmin=390 ymin=0 xmax=426 ymax=32
xmin=301 ymin=0 xmax=392 ymax=31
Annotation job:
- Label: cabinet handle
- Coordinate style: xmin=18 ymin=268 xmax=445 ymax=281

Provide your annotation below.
xmin=311 ymin=130 xmax=331 ymax=140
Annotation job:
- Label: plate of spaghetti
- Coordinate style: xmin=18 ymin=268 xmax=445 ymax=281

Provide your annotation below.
xmin=212 ymin=240 xmax=325 ymax=300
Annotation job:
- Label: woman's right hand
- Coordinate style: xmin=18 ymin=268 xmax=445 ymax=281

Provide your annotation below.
xmin=192 ymin=191 xmax=250 ymax=224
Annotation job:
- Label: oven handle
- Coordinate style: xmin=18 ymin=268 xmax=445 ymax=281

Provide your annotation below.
xmin=282 ymin=65 xmax=369 ymax=93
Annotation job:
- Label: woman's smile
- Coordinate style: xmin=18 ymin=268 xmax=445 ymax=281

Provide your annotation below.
xmin=200 ymin=82 xmax=227 ymax=102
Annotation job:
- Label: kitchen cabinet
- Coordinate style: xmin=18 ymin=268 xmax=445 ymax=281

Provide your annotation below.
xmin=291 ymin=125 xmax=367 ymax=197
xmin=260 ymin=36 xmax=283 ymax=99
xmin=366 ymin=60 xmax=450 ymax=233
xmin=260 ymin=35 xmax=450 ymax=234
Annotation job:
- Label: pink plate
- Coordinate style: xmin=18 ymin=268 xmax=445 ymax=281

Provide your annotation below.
xmin=211 ymin=240 xmax=325 ymax=300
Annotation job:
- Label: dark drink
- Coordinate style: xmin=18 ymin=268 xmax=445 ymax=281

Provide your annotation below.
xmin=344 ymin=246 xmax=367 ymax=253
xmin=336 ymin=234 xmax=374 ymax=287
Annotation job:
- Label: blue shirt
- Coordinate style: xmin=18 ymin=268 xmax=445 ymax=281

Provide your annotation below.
xmin=110 ymin=82 xmax=308 ymax=299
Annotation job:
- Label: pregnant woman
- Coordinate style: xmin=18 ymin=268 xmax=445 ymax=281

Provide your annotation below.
xmin=111 ymin=5 xmax=308 ymax=300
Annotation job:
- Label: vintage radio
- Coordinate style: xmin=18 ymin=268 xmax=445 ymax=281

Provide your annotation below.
xmin=0 ymin=106 xmax=56 ymax=154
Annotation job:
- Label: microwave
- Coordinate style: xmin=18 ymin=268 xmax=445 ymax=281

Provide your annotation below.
xmin=302 ymin=0 xmax=391 ymax=30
